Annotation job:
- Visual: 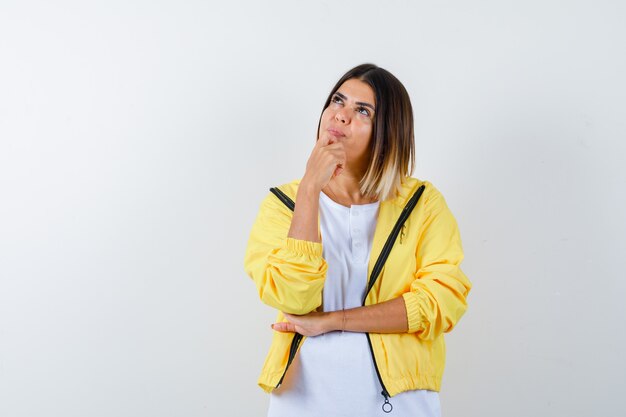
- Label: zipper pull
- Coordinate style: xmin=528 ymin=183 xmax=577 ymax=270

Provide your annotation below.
xmin=381 ymin=390 xmax=393 ymax=413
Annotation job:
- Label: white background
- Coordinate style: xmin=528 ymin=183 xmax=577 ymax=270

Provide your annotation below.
xmin=1 ymin=1 xmax=625 ymax=416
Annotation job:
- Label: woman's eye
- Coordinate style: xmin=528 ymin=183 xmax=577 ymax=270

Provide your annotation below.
xmin=331 ymin=95 xmax=343 ymax=104
xmin=357 ymin=107 xmax=370 ymax=117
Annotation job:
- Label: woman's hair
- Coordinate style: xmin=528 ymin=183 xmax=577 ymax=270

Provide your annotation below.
xmin=316 ymin=63 xmax=415 ymax=202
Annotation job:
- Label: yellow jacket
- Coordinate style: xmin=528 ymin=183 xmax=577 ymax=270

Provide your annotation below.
xmin=243 ymin=176 xmax=472 ymax=398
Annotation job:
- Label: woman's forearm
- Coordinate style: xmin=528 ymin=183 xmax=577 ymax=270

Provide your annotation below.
xmin=287 ymin=179 xmax=321 ymax=242
xmin=276 ymin=296 xmax=410 ymax=336
xmin=328 ymin=296 xmax=409 ymax=334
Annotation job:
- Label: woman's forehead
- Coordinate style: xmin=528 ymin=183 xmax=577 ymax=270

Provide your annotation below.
xmin=336 ymin=79 xmax=376 ymax=105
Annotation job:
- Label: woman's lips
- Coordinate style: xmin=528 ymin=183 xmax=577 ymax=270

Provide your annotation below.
xmin=327 ymin=128 xmax=346 ymax=137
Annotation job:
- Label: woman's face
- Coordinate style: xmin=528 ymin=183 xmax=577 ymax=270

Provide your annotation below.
xmin=319 ymin=78 xmax=376 ymax=171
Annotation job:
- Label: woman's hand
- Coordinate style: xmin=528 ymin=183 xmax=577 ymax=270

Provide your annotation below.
xmin=301 ymin=133 xmax=346 ymax=191
xmin=271 ymin=311 xmax=337 ymax=337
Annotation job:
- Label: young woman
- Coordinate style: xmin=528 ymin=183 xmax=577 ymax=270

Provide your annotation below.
xmin=244 ymin=63 xmax=472 ymax=416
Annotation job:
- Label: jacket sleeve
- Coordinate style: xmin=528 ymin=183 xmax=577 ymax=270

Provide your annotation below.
xmin=243 ymin=191 xmax=328 ymax=315
xmin=401 ymin=185 xmax=472 ymax=341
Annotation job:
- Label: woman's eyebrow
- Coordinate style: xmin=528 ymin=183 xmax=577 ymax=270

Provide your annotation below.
xmin=335 ymin=91 xmax=376 ymax=111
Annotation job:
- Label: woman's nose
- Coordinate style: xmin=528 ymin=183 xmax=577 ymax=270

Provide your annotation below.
xmin=335 ymin=109 xmax=349 ymax=124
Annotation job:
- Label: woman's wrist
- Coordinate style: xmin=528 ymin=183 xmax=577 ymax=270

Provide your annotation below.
xmin=324 ymin=310 xmax=344 ymax=333
xmin=299 ymin=175 xmax=322 ymax=195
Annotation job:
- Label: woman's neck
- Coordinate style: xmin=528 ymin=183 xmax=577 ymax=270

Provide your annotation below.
xmin=325 ymin=171 xmax=377 ymax=205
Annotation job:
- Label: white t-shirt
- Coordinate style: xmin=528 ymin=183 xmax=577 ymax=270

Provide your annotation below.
xmin=267 ymin=191 xmax=441 ymax=417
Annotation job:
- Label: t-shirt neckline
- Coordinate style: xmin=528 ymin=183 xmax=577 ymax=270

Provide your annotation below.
xmin=319 ymin=190 xmax=380 ymax=212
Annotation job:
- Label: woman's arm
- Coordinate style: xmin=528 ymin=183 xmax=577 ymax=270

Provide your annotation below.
xmin=243 ymin=189 xmax=328 ymax=315
xmin=272 ymin=296 xmax=408 ymax=336
xmin=243 ymin=134 xmax=345 ymax=315
xmin=288 ymin=178 xmax=322 ymax=242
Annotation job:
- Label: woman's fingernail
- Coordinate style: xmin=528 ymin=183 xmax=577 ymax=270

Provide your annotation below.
xmin=271 ymin=324 xmax=274 ymax=329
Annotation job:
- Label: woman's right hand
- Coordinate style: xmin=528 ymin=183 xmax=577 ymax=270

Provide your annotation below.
xmin=301 ymin=133 xmax=346 ymax=191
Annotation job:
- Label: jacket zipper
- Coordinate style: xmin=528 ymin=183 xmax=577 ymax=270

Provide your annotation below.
xmin=364 ymin=185 xmax=424 ymax=297
xmin=361 ymin=184 xmax=425 ymax=414
xmin=365 ymin=333 xmax=393 ymax=412
xmin=276 ymin=332 xmax=303 ymax=388
xmin=269 ymin=187 xmax=295 ymax=211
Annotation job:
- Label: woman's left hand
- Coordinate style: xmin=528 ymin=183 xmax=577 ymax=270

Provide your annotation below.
xmin=271 ymin=311 xmax=336 ymax=337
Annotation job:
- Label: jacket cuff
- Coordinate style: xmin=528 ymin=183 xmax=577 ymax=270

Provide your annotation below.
xmin=285 ymin=237 xmax=323 ymax=257
xmin=402 ymin=291 xmax=427 ymax=333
